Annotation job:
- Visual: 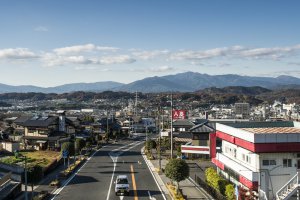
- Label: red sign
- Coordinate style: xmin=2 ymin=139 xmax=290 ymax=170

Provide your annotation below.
xmin=172 ymin=110 xmax=186 ymax=119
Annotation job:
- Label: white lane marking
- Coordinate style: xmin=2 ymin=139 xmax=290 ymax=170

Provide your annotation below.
xmin=106 ymin=141 xmax=143 ymax=200
xmin=141 ymin=148 xmax=166 ymax=200
xmin=106 ymin=163 xmax=117 ymax=200
xmin=148 ymin=191 xmax=156 ymax=200
xmin=51 ymin=150 xmax=99 ymax=199
xmin=119 ymin=196 xmax=124 ymax=200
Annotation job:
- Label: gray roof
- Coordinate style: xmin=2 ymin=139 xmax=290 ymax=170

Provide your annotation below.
xmin=190 ymin=120 xmax=215 ymax=133
xmin=22 ymin=116 xmax=58 ymax=127
xmin=173 ymin=119 xmax=195 ymax=127
xmin=223 ymin=121 xmax=294 ymax=128
xmin=14 ymin=116 xmax=32 ymax=125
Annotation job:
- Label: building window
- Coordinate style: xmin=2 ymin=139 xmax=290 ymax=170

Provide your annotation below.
xmin=246 ymin=155 xmax=251 ymax=164
xmin=283 ymin=159 xmax=292 ymax=167
xmin=262 ymin=160 xmax=276 ymax=166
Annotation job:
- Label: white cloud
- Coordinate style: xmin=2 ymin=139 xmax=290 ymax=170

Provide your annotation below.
xmin=96 ymin=46 xmax=119 ymax=51
xmin=53 ymin=44 xmax=96 ymax=55
xmin=132 ymin=49 xmax=169 ymax=60
xmin=42 ymin=53 xmax=135 ymax=67
xmin=170 ymin=44 xmax=300 ymax=61
xmin=147 ymin=65 xmax=175 ymax=72
xmin=96 ymin=55 xmax=136 ymax=65
xmin=0 ymin=48 xmax=37 ymax=59
xmin=53 ymin=44 xmax=119 ymax=55
xmin=34 ymin=26 xmax=48 ymax=32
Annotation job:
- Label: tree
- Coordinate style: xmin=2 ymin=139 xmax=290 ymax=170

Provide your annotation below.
xmin=75 ymin=139 xmax=86 ymax=154
xmin=61 ymin=142 xmax=75 ymax=157
xmin=27 ymin=165 xmax=43 ymax=199
xmin=165 ymin=159 xmax=189 ymax=193
xmin=176 ymin=146 xmax=181 ymax=157
xmin=145 ymin=139 xmax=156 ymax=152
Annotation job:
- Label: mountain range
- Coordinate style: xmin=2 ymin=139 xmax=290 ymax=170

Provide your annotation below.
xmin=1 ymin=72 xmax=300 ymax=93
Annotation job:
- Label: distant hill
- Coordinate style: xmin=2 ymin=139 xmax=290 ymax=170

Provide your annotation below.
xmin=1 ymin=72 xmax=300 ymax=93
xmin=0 ymin=81 xmax=124 ymax=94
xmin=198 ymin=86 xmax=272 ymax=96
xmin=113 ymin=76 xmax=191 ymax=93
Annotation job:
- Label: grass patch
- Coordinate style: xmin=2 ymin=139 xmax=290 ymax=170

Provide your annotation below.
xmin=166 ymin=182 xmax=185 ymax=200
xmin=1 ymin=151 xmax=60 ymax=168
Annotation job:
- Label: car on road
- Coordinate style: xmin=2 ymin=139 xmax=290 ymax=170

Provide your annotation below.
xmin=115 ymin=175 xmax=130 ymax=196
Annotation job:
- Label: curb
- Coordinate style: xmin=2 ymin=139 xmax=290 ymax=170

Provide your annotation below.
xmin=141 ymin=147 xmax=171 ymax=200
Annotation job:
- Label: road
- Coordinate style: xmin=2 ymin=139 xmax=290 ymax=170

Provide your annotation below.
xmin=52 ymin=135 xmax=165 ymax=200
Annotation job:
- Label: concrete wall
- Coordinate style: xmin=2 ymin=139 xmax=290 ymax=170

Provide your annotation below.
xmin=0 ymin=142 xmax=20 ymax=152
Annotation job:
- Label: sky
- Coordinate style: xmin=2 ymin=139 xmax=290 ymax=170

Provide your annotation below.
xmin=1 ymin=0 xmax=300 ymax=87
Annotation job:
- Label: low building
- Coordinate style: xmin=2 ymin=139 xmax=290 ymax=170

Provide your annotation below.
xmin=0 ymin=141 xmax=20 ymax=152
xmin=212 ymin=121 xmax=300 ymax=200
xmin=22 ymin=112 xmax=75 ymax=150
xmin=180 ymin=120 xmax=216 ymax=159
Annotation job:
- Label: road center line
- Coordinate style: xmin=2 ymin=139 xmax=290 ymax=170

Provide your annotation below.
xmin=131 ymin=164 xmax=138 ymax=200
xmin=106 ymin=162 xmax=117 ymax=200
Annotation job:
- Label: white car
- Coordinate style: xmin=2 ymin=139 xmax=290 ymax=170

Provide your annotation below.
xmin=115 ymin=175 xmax=130 ymax=196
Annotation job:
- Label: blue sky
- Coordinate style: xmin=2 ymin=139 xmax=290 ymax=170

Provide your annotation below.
xmin=0 ymin=0 xmax=300 ymax=87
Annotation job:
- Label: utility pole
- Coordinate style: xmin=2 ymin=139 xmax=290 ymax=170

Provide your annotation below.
xmin=24 ymin=156 xmax=28 ymax=200
xmin=106 ymin=110 xmax=109 ymax=141
xmin=170 ymin=93 xmax=173 ymax=159
xmin=158 ymin=107 xmax=161 ymax=171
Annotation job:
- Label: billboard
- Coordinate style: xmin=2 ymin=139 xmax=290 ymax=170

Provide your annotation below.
xmin=172 ymin=110 xmax=187 ymax=119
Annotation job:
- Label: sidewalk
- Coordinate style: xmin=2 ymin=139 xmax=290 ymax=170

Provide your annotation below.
xmin=142 ymin=151 xmax=214 ymax=200
xmin=15 ymin=158 xmax=75 ymax=200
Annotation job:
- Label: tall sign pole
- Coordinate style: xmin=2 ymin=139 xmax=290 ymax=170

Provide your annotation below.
xmin=158 ymin=107 xmax=161 ymax=171
xmin=170 ymin=93 xmax=173 ymax=159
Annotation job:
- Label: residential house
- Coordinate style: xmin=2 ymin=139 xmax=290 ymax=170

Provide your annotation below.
xmin=22 ymin=111 xmax=75 ymax=150
xmin=180 ymin=120 xmax=216 ymax=159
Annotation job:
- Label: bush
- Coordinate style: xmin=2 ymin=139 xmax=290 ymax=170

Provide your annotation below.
xmin=225 ymin=184 xmax=235 ymax=200
xmin=205 ymin=167 xmax=231 ymax=196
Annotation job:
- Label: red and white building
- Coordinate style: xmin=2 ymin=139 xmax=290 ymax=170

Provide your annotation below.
xmin=212 ymin=121 xmax=300 ymax=200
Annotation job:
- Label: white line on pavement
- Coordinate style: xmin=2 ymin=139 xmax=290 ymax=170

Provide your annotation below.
xmin=106 ymin=163 xmax=117 ymax=200
xmin=142 ymin=148 xmax=167 ymax=200
xmin=148 ymin=190 xmax=156 ymax=200
xmin=51 ymin=150 xmax=99 ymax=199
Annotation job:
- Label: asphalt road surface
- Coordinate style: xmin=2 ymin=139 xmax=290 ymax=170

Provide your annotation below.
xmin=52 ymin=135 xmax=165 ymax=200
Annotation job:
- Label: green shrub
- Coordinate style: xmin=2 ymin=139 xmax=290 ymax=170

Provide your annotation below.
xmin=225 ymin=184 xmax=235 ymax=200
xmin=205 ymin=167 xmax=232 ymax=196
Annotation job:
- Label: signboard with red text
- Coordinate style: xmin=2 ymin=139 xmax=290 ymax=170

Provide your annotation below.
xmin=172 ymin=110 xmax=187 ymax=119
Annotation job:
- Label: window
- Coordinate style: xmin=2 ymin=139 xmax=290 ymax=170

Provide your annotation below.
xmin=283 ymin=159 xmax=292 ymax=167
xmin=246 ymin=155 xmax=251 ymax=164
xmin=262 ymin=160 xmax=276 ymax=166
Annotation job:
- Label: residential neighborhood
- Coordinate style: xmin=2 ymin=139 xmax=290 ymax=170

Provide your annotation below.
xmin=1 ymin=91 xmax=300 ymax=199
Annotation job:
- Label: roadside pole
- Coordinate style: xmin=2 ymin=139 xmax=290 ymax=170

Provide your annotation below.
xmin=170 ymin=93 xmax=173 ymax=159
xmin=158 ymin=108 xmax=161 ymax=171
xmin=24 ymin=156 xmax=28 ymax=200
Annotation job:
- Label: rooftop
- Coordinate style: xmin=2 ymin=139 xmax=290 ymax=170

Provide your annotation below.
xmin=241 ymin=127 xmax=300 ymax=134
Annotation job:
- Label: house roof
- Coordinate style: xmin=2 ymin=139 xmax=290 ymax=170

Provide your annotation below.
xmin=190 ymin=120 xmax=215 ymax=133
xmin=241 ymin=127 xmax=300 ymax=134
xmin=14 ymin=116 xmax=32 ymax=125
xmin=223 ymin=121 xmax=294 ymax=128
xmin=174 ymin=137 xmax=192 ymax=143
xmin=22 ymin=116 xmax=58 ymax=127
xmin=172 ymin=119 xmax=195 ymax=127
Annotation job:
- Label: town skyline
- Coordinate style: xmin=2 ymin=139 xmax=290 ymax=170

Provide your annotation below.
xmin=1 ymin=0 xmax=300 ymax=87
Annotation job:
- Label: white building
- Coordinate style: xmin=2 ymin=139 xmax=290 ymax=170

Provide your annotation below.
xmin=212 ymin=121 xmax=300 ymax=200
